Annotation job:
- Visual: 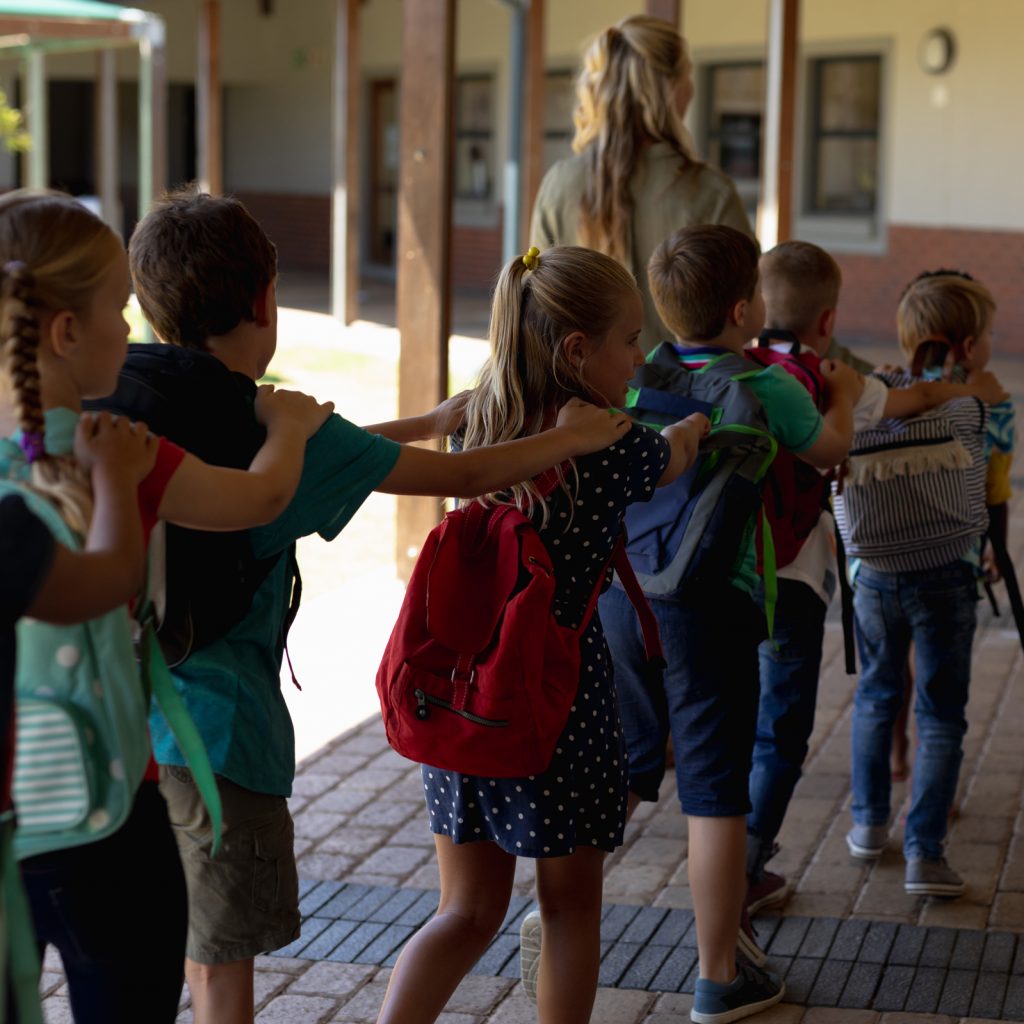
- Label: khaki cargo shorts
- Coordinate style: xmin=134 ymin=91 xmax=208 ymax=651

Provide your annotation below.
xmin=159 ymin=766 xmax=300 ymax=964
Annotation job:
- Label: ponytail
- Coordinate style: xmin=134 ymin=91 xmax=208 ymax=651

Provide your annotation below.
xmin=1 ymin=261 xmax=92 ymax=535
xmin=463 ymin=245 xmax=639 ymax=525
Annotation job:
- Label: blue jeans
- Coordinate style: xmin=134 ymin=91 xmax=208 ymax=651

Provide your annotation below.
xmin=747 ymin=578 xmax=827 ymax=876
xmin=851 ymin=561 xmax=977 ymax=861
xmin=601 ymin=581 xmax=763 ymax=817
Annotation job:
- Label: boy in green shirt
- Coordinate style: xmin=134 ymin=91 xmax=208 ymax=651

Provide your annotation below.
xmin=601 ymin=225 xmax=860 ymax=1024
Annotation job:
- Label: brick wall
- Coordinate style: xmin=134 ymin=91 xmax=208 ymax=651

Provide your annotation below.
xmin=834 ymin=225 xmax=1024 ymax=356
xmin=234 ymin=192 xmax=332 ymax=272
xmin=233 ymin=190 xmax=504 ymax=290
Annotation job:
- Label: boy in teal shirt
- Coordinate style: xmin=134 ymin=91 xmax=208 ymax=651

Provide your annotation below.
xmin=601 ymin=225 xmax=861 ymax=1024
xmin=128 ymin=188 xmax=633 ymax=1024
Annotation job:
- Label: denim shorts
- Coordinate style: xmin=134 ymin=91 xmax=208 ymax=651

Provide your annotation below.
xmin=160 ymin=766 xmax=300 ymax=964
xmin=601 ymin=581 xmax=764 ymax=817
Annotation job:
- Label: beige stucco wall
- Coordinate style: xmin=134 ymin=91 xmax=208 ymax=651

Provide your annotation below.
xmin=2 ymin=0 xmax=1021 ymax=232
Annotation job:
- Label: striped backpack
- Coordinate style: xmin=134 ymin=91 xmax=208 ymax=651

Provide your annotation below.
xmin=833 ymin=372 xmax=989 ymax=571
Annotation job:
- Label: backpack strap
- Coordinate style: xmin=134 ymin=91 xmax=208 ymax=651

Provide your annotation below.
xmin=756 ymin=328 xmax=801 ymax=353
xmin=611 ymin=541 xmax=666 ymax=685
xmin=832 ymin=514 xmax=858 ymax=674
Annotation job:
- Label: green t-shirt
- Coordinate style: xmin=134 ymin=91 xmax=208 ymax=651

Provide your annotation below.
xmin=731 ymin=361 xmax=824 ymax=593
xmin=149 ymin=412 xmax=401 ymax=796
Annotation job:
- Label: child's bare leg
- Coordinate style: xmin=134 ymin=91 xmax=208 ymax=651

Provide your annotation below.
xmin=688 ymin=815 xmax=746 ymax=984
xmin=377 ymin=836 xmax=515 ymax=1024
xmin=185 ymin=957 xmax=254 ymax=1024
xmin=534 ymin=845 xmax=606 ymax=1024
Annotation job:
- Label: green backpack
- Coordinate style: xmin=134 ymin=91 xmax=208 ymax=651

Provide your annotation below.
xmin=3 ymin=477 xmax=151 ymax=858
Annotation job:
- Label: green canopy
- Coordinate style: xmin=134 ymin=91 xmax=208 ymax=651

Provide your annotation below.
xmin=0 ymin=1 xmax=141 ymax=19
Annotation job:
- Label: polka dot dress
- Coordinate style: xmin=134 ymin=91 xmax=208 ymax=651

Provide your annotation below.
xmin=422 ymin=424 xmax=670 ymax=857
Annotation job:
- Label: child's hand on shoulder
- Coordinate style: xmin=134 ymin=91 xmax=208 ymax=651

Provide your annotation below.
xmin=75 ymin=411 xmax=158 ymax=484
xmin=821 ymin=359 xmax=865 ymax=404
xmin=255 ymin=384 xmax=335 ymax=439
xmin=966 ymin=369 xmax=1009 ymax=405
xmin=554 ymin=398 xmax=631 ymax=455
xmin=430 ymin=389 xmax=473 ymax=437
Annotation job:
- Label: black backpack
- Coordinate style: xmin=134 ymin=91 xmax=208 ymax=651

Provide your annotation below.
xmin=86 ymin=344 xmax=296 ymax=666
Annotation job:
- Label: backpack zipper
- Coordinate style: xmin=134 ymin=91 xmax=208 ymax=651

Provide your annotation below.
xmin=413 ymin=688 xmax=508 ymax=727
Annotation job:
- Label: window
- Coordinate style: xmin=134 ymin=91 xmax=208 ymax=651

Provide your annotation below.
xmin=454 ymin=75 xmax=494 ymax=201
xmin=542 ymin=70 xmax=575 ymax=172
xmin=806 ymin=56 xmax=881 ymax=215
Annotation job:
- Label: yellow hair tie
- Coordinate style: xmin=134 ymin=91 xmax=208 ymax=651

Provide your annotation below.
xmin=522 ymin=246 xmax=540 ymax=272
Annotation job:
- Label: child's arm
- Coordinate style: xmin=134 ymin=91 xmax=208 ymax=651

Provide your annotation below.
xmin=658 ymin=413 xmax=710 ymax=486
xmin=156 ymin=385 xmax=334 ymax=530
xmin=881 ymin=370 xmax=1008 ymax=420
xmin=365 ymin=391 xmax=471 ymax=443
xmin=375 ymin=399 xmax=630 ymax=497
xmin=797 ymin=359 xmax=861 ymax=469
xmin=26 ymin=413 xmax=155 ymax=623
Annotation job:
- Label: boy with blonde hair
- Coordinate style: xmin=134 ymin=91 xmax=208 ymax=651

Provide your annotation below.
xmin=747 ymin=244 xmax=1007 ymax=912
xmin=841 ymin=269 xmax=1010 ymax=896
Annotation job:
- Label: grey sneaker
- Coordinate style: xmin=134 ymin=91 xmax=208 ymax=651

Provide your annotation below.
xmin=691 ymin=961 xmax=785 ymax=1024
xmin=847 ymin=824 xmax=888 ymax=860
xmin=905 ymin=857 xmax=965 ymax=897
xmin=519 ymin=910 xmax=542 ymax=1002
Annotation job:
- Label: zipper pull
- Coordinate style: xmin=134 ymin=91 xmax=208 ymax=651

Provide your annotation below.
xmin=414 ymin=688 xmax=429 ymax=720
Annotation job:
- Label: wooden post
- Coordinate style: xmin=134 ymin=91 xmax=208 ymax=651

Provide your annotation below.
xmin=197 ymin=0 xmax=223 ymax=195
xmin=394 ymin=0 xmax=455 ymax=580
xmin=25 ymin=48 xmax=47 ymax=189
xmin=330 ymin=0 xmax=360 ymax=325
xmin=521 ymin=0 xmax=544 ymax=248
xmin=645 ymin=0 xmax=680 ymax=27
xmin=757 ymin=0 xmax=798 ymax=248
xmin=138 ymin=20 xmax=168 ymax=220
xmin=96 ymin=49 xmax=119 ymax=231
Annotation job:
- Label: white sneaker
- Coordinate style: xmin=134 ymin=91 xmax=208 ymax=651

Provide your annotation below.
xmin=519 ymin=909 xmax=542 ymax=1003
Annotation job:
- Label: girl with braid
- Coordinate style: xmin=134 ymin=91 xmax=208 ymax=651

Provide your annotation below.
xmin=0 ymin=190 xmax=332 ymax=1024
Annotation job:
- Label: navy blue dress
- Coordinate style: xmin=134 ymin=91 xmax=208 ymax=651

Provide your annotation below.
xmin=422 ymin=425 xmax=670 ymax=857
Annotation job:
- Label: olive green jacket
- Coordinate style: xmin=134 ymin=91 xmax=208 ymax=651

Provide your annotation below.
xmin=530 ymin=142 xmax=754 ymax=354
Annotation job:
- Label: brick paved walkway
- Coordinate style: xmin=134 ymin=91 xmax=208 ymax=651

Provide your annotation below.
xmin=34 ymin=307 xmax=1024 ymax=1021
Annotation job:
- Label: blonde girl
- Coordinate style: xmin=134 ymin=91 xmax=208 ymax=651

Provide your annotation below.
xmin=530 ymin=14 xmax=754 ymax=354
xmin=377 ymin=246 xmax=708 ymax=1024
xmin=0 ymin=189 xmax=330 ymax=1024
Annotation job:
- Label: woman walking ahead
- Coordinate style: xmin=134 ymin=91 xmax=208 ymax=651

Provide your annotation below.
xmin=375 ymin=245 xmax=708 ymax=1024
xmin=531 ymin=15 xmax=753 ymax=354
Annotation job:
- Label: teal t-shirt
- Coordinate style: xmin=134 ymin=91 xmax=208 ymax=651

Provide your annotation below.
xmin=731 ymin=360 xmax=824 ymax=593
xmin=149 ymin=412 xmax=401 ymax=797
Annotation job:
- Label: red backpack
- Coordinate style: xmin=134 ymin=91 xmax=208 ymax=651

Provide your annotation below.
xmin=376 ymin=495 xmax=663 ymax=778
xmin=746 ymin=331 xmax=831 ymax=570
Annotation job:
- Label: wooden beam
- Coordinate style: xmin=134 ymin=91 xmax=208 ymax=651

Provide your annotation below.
xmin=521 ymin=0 xmax=544 ymax=249
xmin=757 ymin=0 xmax=798 ymax=247
xmin=330 ymin=0 xmax=360 ymax=325
xmin=95 ymin=49 xmax=119 ymax=230
xmin=645 ymin=0 xmax=680 ymax=27
xmin=196 ymin=0 xmax=222 ymax=195
xmin=394 ymin=0 xmax=455 ymax=580
xmin=0 ymin=18 xmax=134 ymax=41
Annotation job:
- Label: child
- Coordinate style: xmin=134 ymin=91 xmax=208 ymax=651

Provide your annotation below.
xmin=599 ymin=225 xmax=863 ymax=1024
xmin=844 ymin=270 xmax=1010 ymax=896
xmin=1 ymin=414 xmax=153 ymax=1024
xmin=745 ymin=243 xmax=1007 ymax=913
xmin=374 ymin=244 xmax=706 ymax=1024
xmin=0 ymin=191 xmax=331 ymax=1024
xmin=126 ymin=194 xmax=635 ymax=1024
